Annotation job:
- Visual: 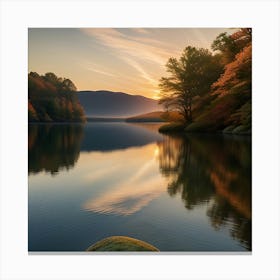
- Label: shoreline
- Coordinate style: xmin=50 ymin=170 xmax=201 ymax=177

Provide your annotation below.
xmin=158 ymin=122 xmax=251 ymax=136
xmin=28 ymin=121 xmax=251 ymax=136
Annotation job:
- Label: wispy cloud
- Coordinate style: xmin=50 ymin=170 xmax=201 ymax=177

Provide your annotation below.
xmin=123 ymin=57 xmax=158 ymax=87
xmin=82 ymin=62 xmax=117 ymax=77
xmin=87 ymin=67 xmax=116 ymax=77
xmin=133 ymin=28 xmax=150 ymax=35
xmin=81 ymin=28 xmax=173 ymax=66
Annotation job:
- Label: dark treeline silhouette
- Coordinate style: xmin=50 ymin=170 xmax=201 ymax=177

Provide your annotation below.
xmin=157 ymin=133 xmax=251 ymax=250
xmin=28 ymin=72 xmax=86 ymax=122
xmin=159 ymin=28 xmax=251 ymax=134
xmin=28 ymin=124 xmax=84 ymax=175
xmin=28 ymin=123 xmax=163 ymax=174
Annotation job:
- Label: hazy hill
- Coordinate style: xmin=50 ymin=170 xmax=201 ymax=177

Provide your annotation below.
xmin=126 ymin=111 xmax=182 ymax=122
xmin=77 ymin=90 xmax=162 ymax=117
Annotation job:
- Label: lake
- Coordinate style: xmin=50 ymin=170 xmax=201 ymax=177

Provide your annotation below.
xmin=28 ymin=122 xmax=251 ymax=252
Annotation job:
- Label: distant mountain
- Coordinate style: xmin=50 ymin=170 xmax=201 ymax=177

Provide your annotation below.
xmin=126 ymin=111 xmax=165 ymax=122
xmin=77 ymin=90 xmax=162 ymax=117
xmin=126 ymin=111 xmax=182 ymax=122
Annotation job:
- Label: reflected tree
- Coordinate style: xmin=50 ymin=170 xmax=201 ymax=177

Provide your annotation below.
xmin=158 ymin=135 xmax=214 ymax=209
xmin=207 ymin=197 xmax=251 ymax=250
xmin=28 ymin=124 xmax=84 ymax=175
xmin=157 ymin=133 xmax=251 ymax=250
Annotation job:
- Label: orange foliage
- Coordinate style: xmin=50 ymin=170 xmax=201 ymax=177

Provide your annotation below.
xmin=28 ymin=72 xmax=86 ymax=122
xmin=230 ymin=28 xmax=252 ymax=50
xmin=212 ymin=44 xmax=252 ymax=96
xmin=209 ymin=167 xmax=251 ymax=219
xmin=28 ymin=101 xmax=36 ymax=114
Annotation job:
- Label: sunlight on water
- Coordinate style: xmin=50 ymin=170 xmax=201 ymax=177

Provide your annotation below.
xmin=83 ymin=144 xmax=167 ymax=215
xmin=28 ymin=123 xmax=251 ymax=251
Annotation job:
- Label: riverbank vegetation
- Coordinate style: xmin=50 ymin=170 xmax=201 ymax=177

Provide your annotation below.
xmin=28 ymin=72 xmax=86 ymax=122
xmin=159 ymin=28 xmax=251 ymax=134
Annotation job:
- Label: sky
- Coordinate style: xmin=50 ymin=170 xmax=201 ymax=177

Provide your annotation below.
xmin=28 ymin=28 xmax=234 ymax=99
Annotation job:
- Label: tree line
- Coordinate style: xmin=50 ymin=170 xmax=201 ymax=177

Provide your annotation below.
xmin=28 ymin=72 xmax=86 ymax=122
xmin=159 ymin=28 xmax=251 ymax=134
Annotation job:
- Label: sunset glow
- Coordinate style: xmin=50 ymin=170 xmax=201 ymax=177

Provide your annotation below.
xmin=28 ymin=28 xmax=234 ymax=98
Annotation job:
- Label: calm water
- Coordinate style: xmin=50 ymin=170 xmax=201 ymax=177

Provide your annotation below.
xmin=28 ymin=123 xmax=251 ymax=252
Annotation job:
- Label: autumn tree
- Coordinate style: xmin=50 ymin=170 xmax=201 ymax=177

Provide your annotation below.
xmin=211 ymin=28 xmax=252 ymax=64
xmin=211 ymin=44 xmax=252 ymax=97
xmin=159 ymin=46 xmax=222 ymax=124
xmin=210 ymin=29 xmax=252 ymax=131
xmin=211 ymin=28 xmax=252 ymax=97
xmin=28 ymin=72 xmax=85 ymax=122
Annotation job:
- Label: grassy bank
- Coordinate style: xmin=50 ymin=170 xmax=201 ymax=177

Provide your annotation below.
xmin=159 ymin=122 xmax=251 ymax=135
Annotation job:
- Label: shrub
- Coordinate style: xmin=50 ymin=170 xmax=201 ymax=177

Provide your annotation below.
xmin=158 ymin=122 xmax=185 ymax=133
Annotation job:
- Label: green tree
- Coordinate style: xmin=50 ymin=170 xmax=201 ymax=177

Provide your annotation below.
xmin=159 ymin=46 xmax=222 ymax=124
xmin=211 ymin=28 xmax=252 ymax=64
xmin=211 ymin=32 xmax=239 ymax=64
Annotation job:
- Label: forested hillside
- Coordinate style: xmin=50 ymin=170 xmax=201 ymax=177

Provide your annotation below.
xmin=159 ymin=28 xmax=252 ymax=134
xmin=28 ymin=72 xmax=86 ymax=122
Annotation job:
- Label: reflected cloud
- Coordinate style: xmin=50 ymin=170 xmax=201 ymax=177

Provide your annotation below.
xmin=83 ymin=175 xmax=164 ymax=216
xmin=82 ymin=143 xmax=166 ymax=215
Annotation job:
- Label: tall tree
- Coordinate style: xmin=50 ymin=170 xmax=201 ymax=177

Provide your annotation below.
xmin=159 ymin=46 xmax=222 ymax=124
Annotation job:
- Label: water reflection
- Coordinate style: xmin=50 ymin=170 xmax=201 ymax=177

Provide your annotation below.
xmin=29 ymin=123 xmax=163 ymax=174
xmin=83 ymin=143 xmax=166 ymax=215
xmin=81 ymin=122 xmax=163 ymax=151
xmin=28 ymin=124 xmax=84 ymax=175
xmin=28 ymin=123 xmax=251 ymax=251
xmin=157 ymin=134 xmax=251 ymax=250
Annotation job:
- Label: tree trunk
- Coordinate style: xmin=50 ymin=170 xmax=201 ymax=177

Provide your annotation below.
xmin=184 ymin=97 xmax=192 ymax=125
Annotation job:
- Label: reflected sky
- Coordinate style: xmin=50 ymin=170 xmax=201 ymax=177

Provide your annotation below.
xmin=29 ymin=123 xmax=251 ymax=251
xmin=83 ymin=144 xmax=166 ymax=215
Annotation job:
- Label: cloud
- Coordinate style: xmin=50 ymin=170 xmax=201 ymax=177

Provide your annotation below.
xmin=80 ymin=28 xmax=173 ymax=66
xmin=133 ymin=28 xmax=150 ymax=34
xmin=82 ymin=62 xmax=117 ymax=77
xmin=122 ymin=57 xmax=158 ymax=87
xmin=87 ymin=67 xmax=116 ymax=77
